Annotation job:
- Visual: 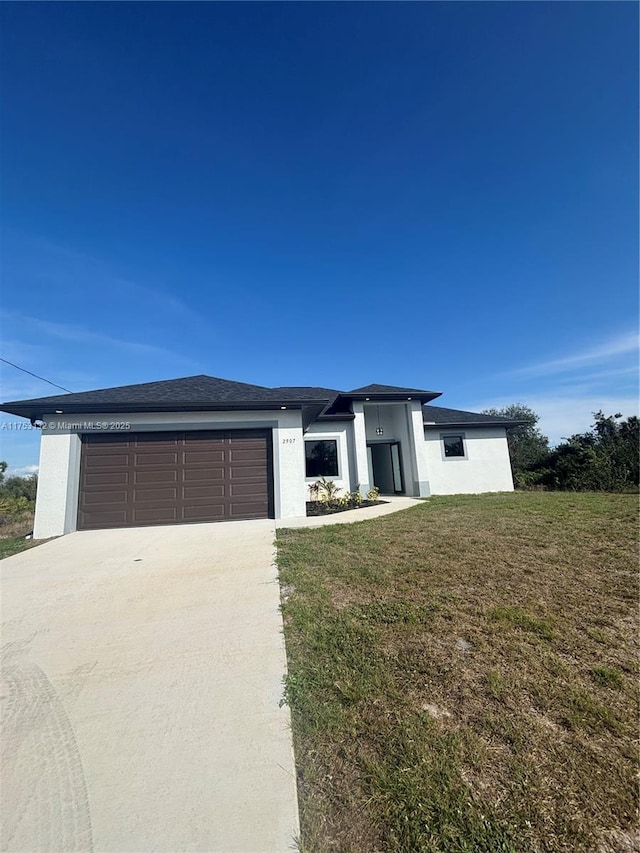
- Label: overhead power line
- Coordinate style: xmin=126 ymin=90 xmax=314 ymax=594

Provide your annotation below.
xmin=0 ymin=357 xmax=73 ymax=394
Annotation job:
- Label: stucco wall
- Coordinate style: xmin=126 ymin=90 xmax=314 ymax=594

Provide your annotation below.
xmin=33 ymin=431 xmax=82 ymax=539
xmin=351 ymin=403 xmax=371 ymax=498
xmin=408 ymin=401 xmax=431 ymax=496
xmin=303 ymin=421 xmax=354 ymax=498
xmin=423 ymin=426 xmax=514 ymax=495
xmin=33 ymin=409 xmax=306 ymax=538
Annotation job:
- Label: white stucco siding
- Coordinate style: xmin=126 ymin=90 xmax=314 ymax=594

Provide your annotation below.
xmin=32 ymin=410 xmax=306 ymax=538
xmin=423 ymin=427 xmax=514 ymax=495
xmin=408 ymin=401 xmax=431 ymax=497
xmin=269 ymin=412 xmax=307 ymax=519
xmin=33 ymin=430 xmax=82 ymax=539
xmin=351 ymin=403 xmax=371 ymax=498
xmin=303 ymin=421 xmax=354 ymax=497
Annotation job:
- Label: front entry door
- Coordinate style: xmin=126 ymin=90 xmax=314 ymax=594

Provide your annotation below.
xmin=367 ymin=442 xmax=405 ymax=495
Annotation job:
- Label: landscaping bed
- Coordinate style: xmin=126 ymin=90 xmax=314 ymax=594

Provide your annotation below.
xmin=277 ymin=492 xmax=639 ymax=853
xmin=306 ymin=499 xmax=388 ymax=517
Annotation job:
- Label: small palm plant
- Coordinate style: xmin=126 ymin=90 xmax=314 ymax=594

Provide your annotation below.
xmin=316 ymin=477 xmax=340 ymax=504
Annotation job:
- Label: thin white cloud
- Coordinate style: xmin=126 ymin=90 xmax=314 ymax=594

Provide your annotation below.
xmin=508 ymin=331 xmax=639 ymax=378
xmin=3 ymin=313 xmax=200 ymax=370
xmin=558 ymin=365 xmax=639 ymax=383
xmin=472 ymin=393 xmax=639 ymax=446
xmin=6 ymin=464 xmax=39 ymax=478
xmin=8 ymin=232 xmax=213 ymax=331
xmin=0 ymin=379 xmax=55 ymax=402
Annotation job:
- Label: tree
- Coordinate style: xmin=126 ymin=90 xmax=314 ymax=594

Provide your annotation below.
xmin=0 ymin=461 xmax=38 ymax=501
xmin=481 ymin=404 xmax=550 ymax=476
xmin=535 ymin=412 xmax=639 ymax=492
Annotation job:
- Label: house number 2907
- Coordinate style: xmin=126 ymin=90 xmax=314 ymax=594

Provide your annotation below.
xmin=282 ymin=438 xmax=296 ymax=444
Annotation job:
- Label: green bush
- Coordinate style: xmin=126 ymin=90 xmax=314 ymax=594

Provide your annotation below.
xmin=513 ymin=470 xmax=547 ymax=490
xmin=0 ymin=462 xmax=37 ymax=531
xmin=0 ymin=495 xmax=32 ymax=522
xmin=513 ymin=412 xmax=638 ymax=493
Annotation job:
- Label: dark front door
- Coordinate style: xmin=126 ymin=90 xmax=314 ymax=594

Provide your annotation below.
xmin=368 ymin=442 xmax=404 ymax=495
xmin=78 ymin=430 xmax=272 ymax=530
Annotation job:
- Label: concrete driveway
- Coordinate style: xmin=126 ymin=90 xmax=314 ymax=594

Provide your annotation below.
xmin=1 ymin=521 xmax=299 ymax=852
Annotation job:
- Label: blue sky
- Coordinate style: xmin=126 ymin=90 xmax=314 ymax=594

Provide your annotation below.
xmin=1 ymin=2 xmax=638 ymax=474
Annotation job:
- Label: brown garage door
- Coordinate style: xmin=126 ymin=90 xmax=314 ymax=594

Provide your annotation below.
xmin=78 ymin=430 xmax=272 ymax=530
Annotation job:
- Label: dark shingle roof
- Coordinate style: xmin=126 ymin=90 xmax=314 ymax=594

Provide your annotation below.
xmin=3 ymin=375 xmax=273 ymax=408
xmin=422 ymin=405 xmax=526 ymax=428
xmin=271 ymin=386 xmax=341 ymax=401
xmin=325 ymin=383 xmax=442 ymax=410
xmin=349 ymin=383 xmax=438 ymax=396
xmin=0 ymin=375 xmax=342 ymax=418
xmin=4 ymin=375 xmax=502 ymax=423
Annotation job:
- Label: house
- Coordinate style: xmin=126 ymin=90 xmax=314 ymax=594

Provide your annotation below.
xmin=1 ymin=375 xmax=523 ymax=538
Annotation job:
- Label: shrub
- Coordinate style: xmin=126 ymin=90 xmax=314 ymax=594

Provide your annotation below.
xmin=0 ymin=495 xmax=32 ymax=520
xmin=314 ymin=477 xmax=340 ymax=503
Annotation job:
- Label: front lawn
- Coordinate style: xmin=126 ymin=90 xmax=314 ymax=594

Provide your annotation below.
xmin=0 ymin=535 xmax=41 ymax=559
xmin=277 ymin=492 xmax=638 ymax=853
xmin=0 ymin=506 xmax=38 ymax=560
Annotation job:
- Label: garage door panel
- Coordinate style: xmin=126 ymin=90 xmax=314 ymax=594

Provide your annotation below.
xmin=228 ymin=502 xmax=268 ymax=517
xmin=78 ymin=430 xmax=272 ymax=529
xmin=229 ymin=447 xmax=267 ymax=460
xmin=134 ymin=469 xmax=178 ymax=485
xmin=182 ymin=505 xmax=226 ymax=520
xmin=233 ymin=495 xmax=264 ymax=509
xmin=134 ymin=452 xmax=180 ymax=466
xmin=182 ymin=467 xmax=225 ymax=482
xmin=84 ymin=471 xmax=129 ymax=486
xmin=229 ymin=482 xmax=268 ymax=497
xmin=182 ymin=441 xmax=225 ymax=449
xmin=84 ymin=452 xmax=130 ymax=467
xmin=133 ymin=487 xmax=179 ymax=502
xmin=182 ymin=484 xmax=226 ymax=499
xmin=82 ymin=490 xmax=129 ymax=505
xmin=132 ymin=434 xmax=179 ymax=446
xmin=81 ymin=509 xmax=129 ymax=526
xmin=183 ymin=451 xmax=226 ymax=465
xmin=229 ymin=446 xmax=266 ymax=459
xmin=229 ymin=470 xmax=268 ymax=483
xmin=132 ymin=507 xmax=179 ymax=523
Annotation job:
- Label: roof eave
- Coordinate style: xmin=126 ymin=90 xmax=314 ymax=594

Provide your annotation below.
xmin=315 ymin=412 xmax=356 ymax=421
xmin=328 ymin=391 xmax=442 ymax=413
xmin=349 ymin=391 xmax=441 ymax=402
xmin=423 ymin=420 xmax=528 ymax=429
xmin=0 ymin=399 xmax=320 ymax=420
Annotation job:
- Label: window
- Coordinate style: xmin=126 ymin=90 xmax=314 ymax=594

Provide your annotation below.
xmin=442 ymin=434 xmax=465 ymax=458
xmin=305 ymin=439 xmax=339 ymax=478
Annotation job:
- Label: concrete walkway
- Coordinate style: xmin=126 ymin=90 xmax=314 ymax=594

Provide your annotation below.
xmin=1 ymin=520 xmax=299 ymax=852
xmin=275 ymin=495 xmax=423 ymax=528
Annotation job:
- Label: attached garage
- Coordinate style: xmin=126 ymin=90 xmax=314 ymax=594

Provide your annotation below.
xmin=77 ymin=429 xmax=273 ymax=530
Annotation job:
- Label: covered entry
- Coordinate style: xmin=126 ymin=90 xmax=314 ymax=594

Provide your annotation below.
xmin=78 ymin=429 xmax=272 ymax=530
xmin=367 ymin=442 xmax=405 ymax=495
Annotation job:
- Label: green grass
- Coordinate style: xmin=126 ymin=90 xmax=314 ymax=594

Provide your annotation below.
xmin=0 ymin=507 xmax=37 ymax=559
xmin=277 ymin=492 xmax=639 ymax=853
xmin=0 ymin=535 xmax=41 ymax=559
